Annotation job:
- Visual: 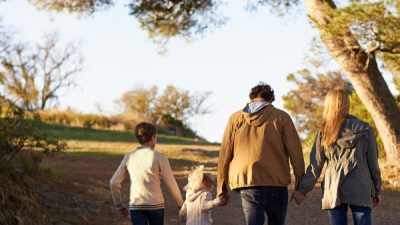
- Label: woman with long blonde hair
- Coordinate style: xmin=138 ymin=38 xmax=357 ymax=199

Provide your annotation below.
xmin=292 ymin=89 xmax=382 ymax=225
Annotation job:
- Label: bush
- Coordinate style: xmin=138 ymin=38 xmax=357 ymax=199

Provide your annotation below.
xmin=34 ymin=109 xmax=124 ymax=130
xmin=0 ymin=105 xmax=66 ymax=172
xmin=158 ymin=114 xmax=198 ymax=138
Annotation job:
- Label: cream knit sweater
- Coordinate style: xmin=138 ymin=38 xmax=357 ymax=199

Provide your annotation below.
xmin=179 ymin=188 xmax=221 ymax=225
xmin=110 ymin=147 xmax=183 ymax=210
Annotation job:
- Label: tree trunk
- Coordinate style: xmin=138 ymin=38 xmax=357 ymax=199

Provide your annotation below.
xmin=303 ymin=0 xmax=400 ymax=165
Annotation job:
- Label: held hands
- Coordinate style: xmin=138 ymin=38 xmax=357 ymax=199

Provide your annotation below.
xmin=119 ymin=207 xmax=129 ymax=218
xmin=218 ymin=192 xmax=230 ymax=206
xmin=290 ymin=191 xmax=306 ymax=205
xmin=212 ymin=197 xmax=224 ymax=207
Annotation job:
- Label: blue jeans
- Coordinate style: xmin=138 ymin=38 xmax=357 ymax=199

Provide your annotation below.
xmin=130 ymin=209 xmax=164 ymax=225
xmin=240 ymin=186 xmax=288 ymax=225
xmin=327 ymin=204 xmax=371 ymax=225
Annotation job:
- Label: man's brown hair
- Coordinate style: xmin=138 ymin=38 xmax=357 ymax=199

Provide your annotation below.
xmin=135 ymin=122 xmax=156 ymax=144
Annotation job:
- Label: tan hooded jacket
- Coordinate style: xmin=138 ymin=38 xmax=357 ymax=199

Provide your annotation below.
xmin=217 ymin=103 xmax=305 ymax=195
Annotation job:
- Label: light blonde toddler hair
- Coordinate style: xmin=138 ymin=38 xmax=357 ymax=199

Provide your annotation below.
xmin=184 ymin=165 xmax=215 ymax=191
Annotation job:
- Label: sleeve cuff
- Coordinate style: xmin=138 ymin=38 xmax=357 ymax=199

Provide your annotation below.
xmin=114 ymin=203 xmax=126 ymax=209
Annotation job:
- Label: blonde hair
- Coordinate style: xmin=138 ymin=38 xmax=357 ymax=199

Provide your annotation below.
xmin=184 ymin=165 xmax=215 ymax=191
xmin=321 ymin=89 xmax=350 ymax=150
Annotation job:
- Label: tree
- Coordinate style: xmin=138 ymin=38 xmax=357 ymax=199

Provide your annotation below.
xmin=27 ymin=0 xmax=225 ymax=49
xmin=118 ymin=84 xmax=211 ymax=125
xmin=283 ymin=69 xmax=351 ymax=138
xmin=155 ymin=85 xmax=190 ymax=120
xmin=29 ymin=0 xmax=113 ymax=15
xmin=0 ymin=33 xmax=83 ymax=111
xmin=302 ymin=0 xmax=400 ymax=164
xmin=18 ymin=0 xmax=400 ymax=164
xmin=283 ymin=69 xmax=392 ymax=157
xmin=129 ymin=0 xmax=224 ymax=39
xmin=118 ymin=85 xmax=158 ymax=121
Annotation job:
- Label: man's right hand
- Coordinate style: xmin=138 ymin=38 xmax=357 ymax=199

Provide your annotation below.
xmin=119 ymin=207 xmax=129 ymax=217
xmin=290 ymin=191 xmax=305 ymax=205
xmin=218 ymin=192 xmax=230 ymax=206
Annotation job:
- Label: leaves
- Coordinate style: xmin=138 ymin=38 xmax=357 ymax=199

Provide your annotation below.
xmin=129 ymin=0 xmax=224 ymax=37
xmin=282 ymin=69 xmax=351 ymax=138
xmin=118 ymin=84 xmax=211 ymax=125
xmin=29 ymin=0 xmax=113 ymax=15
xmin=0 ymin=104 xmax=66 ymax=168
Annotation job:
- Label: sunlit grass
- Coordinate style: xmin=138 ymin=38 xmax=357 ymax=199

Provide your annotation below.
xmin=64 ymin=140 xmax=220 ymax=162
xmin=35 ymin=121 xmax=216 ymax=145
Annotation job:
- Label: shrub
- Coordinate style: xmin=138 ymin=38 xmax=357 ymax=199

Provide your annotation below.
xmin=0 ymin=104 xmax=66 ymax=172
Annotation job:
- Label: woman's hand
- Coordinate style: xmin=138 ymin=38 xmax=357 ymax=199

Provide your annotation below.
xmin=373 ymin=195 xmax=382 ymax=207
xmin=290 ymin=191 xmax=306 ymax=205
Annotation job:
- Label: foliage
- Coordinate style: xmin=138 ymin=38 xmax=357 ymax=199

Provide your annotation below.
xmin=315 ymin=1 xmax=400 ymax=90
xmin=25 ymin=0 xmax=225 ymax=50
xmin=29 ymin=0 xmax=113 ymax=15
xmin=30 ymin=109 xmax=136 ymax=130
xmin=118 ymin=85 xmax=158 ymax=122
xmin=0 ymin=31 xmax=83 ymax=111
xmin=282 ymin=69 xmax=351 ymax=137
xmin=118 ymin=84 xmax=211 ymax=127
xmin=0 ymin=101 xmax=66 ymax=171
xmin=282 ymin=69 xmax=395 ymax=157
xmin=129 ymin=0 xmax=225 ymax=42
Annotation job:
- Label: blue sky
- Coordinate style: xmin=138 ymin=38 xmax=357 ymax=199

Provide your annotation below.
xmin=0 ymin=0 xmax=319 ymax=142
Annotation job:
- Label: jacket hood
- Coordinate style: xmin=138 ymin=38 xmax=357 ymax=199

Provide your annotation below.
xmin=186 ymin=188 xmax=207 ymax=202
xmin=336 ymin=116 xmax=370 ymax=149
xmin=242 ymin=102 xmax=273 ymax=126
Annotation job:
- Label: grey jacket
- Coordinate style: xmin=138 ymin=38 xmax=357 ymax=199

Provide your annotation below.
xmin=298 ymin=116 xmax=381 ymax=210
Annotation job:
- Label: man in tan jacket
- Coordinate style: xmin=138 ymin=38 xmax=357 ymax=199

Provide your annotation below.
xmin=217 ymin=83 xmax=305 ymax=225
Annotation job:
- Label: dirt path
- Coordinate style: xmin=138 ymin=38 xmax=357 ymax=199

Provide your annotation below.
xmin=32 ymin=149 xmax=400 ymax=225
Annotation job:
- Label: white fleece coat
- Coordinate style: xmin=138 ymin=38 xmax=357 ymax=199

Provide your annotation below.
xmin=179 ymin=188 xmax=221 ymax=225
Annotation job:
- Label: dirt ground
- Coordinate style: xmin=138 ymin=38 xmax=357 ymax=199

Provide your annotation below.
xmin=31 ymin=147 xmax=400 ymax=225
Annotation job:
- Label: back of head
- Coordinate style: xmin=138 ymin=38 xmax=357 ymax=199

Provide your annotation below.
xmin=184 ymin=165 xmax=215 ymax=192
xmin=135 ymin=122 xmax=156 ymax=144
xmin=203 ymin=173 xmax=216 ymax=187
xmin=321 ymin=89 xmax=350 ymax=150
xmin=249 ymin=82 xmax=275 ymax=102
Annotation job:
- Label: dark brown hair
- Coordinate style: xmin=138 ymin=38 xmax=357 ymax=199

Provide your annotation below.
xmin=249 ymin=82 xmax=275 ymax=102
xmin=135 ymin=122 xmax=156 ymax=144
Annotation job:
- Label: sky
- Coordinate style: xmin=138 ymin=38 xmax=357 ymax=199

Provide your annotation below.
xmin=1 ymin=0 xmax=324 ymax=142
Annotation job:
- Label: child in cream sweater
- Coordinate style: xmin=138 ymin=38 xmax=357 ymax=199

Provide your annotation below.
xmin=110 ymin=122 xmax=183 ymax=225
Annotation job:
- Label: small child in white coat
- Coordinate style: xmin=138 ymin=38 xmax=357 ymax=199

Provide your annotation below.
xmin=179 ymin=166 xmax=222 ymax=225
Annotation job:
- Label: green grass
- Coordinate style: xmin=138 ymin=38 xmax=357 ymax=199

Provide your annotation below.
xmin=34 ymin=121 xmax=216 ymax=145
xmin=62 ymin=151 xmax=124 ymax=158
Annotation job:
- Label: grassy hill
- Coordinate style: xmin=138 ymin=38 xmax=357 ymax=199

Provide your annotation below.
xmin=35 ymin=121 xmax=215 ymax=146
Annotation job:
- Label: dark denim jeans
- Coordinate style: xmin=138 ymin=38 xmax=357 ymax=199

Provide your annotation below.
xmin=240 ymin=186 xmax=288 ymax=225
xmin=327 ymin=204 xmax=371 ymax=225
xmin=130 ymin=209 xmax=164 ymax=225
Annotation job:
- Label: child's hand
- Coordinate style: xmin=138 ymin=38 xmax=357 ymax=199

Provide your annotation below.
xmin=218 ymin=193 xmax=230 ymax=206
xmin=212 ymin=197 xmax=224 ymax=206
xmin=119 ymin=207 xmax=129 ymax=217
